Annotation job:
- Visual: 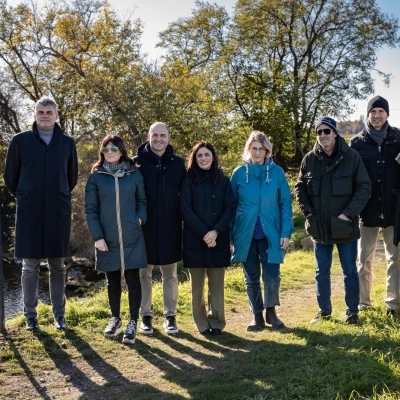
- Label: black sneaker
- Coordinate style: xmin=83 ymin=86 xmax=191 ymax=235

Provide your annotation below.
xmin=54 ymin=316 xmax=67 ymax=330
xmin=26 ymin=317 xmax=39 ymax=331
xmin=164 ymin=316 xmax=178 ymax=334
xmin=122 ymin=320 xmax=137 ymax=344
xmin=346 ymin=313 xmax=358 ymax=324
xmin=140 ymin=316 xmax=153 ymax=335
xmin=104 ymin=317 xmax=122 ymax=337
xmin=310 ymin=310 xmax=331 ymax=324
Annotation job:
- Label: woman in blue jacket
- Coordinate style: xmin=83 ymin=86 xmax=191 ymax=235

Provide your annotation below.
xmin=85 ymin=135 xmax=147 ymax=345
xmin=231 ymin=131 xmax=293 ymax=331
xmin=180 ymin=142 xmax=235 ymax=335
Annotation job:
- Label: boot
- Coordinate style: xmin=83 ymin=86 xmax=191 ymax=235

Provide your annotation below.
xmin=265 ymin=307 xmax=285 ymax=329
xmin=246 ymin=312 xmax=265 ymax=331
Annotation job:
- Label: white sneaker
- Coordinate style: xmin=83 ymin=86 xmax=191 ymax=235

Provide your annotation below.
xmin=164 ymin=316 xmax=178 ymax=334
xmin=104 ymin=317 xmax=122 ymax=337
xmin=122 ymin=320 xmax=137 ymax=344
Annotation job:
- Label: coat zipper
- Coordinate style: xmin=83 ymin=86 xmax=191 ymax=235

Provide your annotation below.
xmin=114 ymin=176 xmax=125 ymax=272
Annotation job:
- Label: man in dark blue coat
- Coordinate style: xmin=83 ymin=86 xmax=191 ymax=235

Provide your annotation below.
xmin=4 ymin=96 xmax=78 ymax=331
xmin=134 ymin=122 xmax=186 ymax=335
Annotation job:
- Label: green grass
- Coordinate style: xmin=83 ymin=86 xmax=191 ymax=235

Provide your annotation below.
xmin=1 ymin=249 xmax=400 ymax=399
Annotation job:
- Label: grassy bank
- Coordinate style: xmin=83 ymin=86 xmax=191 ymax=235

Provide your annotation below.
xmin=1 ymin=247 xmax=400 ymax=400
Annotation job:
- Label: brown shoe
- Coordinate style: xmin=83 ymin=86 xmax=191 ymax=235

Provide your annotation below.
xmin=265 ymin=307 xmax=285 ymax=329
xmin=247 ymin=312 xmax=265 ymax=331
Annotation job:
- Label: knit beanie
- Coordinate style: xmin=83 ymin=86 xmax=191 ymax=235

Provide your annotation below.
xmin=367 ymin=95 xmax=389 ymax=116
xmin=315 ymin=116 xmax=338 ymax=135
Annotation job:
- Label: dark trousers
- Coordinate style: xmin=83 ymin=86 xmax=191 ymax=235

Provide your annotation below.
xmin=106 ymin=269 xmax=141 ymax=321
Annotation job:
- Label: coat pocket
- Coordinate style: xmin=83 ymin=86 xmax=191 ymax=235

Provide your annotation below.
xmin=330 ymin=216 xmax=353 ymax=239
xmin=305 ymin=215 xmax=319 ymax=239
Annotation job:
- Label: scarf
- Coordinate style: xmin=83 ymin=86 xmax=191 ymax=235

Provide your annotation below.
xmin=366 ymin=121 xmax=388 ymax=146
xmin=102 ymin=160 xmax=128 ymax=178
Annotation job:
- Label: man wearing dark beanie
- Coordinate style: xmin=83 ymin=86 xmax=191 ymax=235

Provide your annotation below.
xmin=350 ymin=95 xmax=400 ymax=316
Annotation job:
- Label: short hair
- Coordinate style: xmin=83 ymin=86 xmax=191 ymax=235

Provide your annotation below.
xmin=91 ymin=134 xmax=133 ymax=172
xmin=35 ymin=96 xmax=58 ymax=112
xmin=242 ymin=130 xmax=273 ymax=162
xmin=187 ymin=141 xmax=222 ymax=185
xmin=148 ymin=121 xmax=169 ymax=135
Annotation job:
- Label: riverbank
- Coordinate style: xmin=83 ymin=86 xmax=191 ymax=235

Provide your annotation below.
xmin=1 ymin=247 xmax=400 ymax=399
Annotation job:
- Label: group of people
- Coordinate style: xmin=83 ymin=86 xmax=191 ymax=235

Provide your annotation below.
xmin=4 ymin=94 xmax=400 ymax=344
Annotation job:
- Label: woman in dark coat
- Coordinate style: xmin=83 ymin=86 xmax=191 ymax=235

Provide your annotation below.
xmin=85 ymin=135 xmax=147 ymax=345
xmin=180 ymin=141 xmax=235 ymax=335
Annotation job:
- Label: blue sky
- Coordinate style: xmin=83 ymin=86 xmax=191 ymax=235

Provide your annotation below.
xmin=7 ymin=0 xmax=400 ymax=126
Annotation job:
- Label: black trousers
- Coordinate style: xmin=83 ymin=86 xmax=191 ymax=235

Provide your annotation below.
xmin=105 ymin=269 xmax=141 ymax=321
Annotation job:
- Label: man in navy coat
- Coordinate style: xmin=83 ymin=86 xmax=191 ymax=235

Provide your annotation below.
xmin=4 ymin=96 xmax=78 ymax=331
xmin=134 ymin=122 xmax=186 ymax=335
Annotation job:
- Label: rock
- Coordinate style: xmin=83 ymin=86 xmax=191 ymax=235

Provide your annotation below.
xmin=60 ymin=342 xmax=68 ymax=349
xmin=64 ymin=375 xmax=71 ymax=382
xmin=301 ymin=236 xmax=314 ymax=251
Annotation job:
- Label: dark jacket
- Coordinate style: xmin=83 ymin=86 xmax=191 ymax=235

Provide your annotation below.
xmin=133 ymin=143 xmax=186 ymax=265
xmin=349 ymin=125 xmax=400 ymax=228
xmin=85 ymin=165 xmax=147 ymax=272
xmin=3 ymin=122 xmax=78 ymax=258
xmin=295 ymin=136 xmax=371 ymax=245
xmin=180 ymin=173 xmax=235 ymax=268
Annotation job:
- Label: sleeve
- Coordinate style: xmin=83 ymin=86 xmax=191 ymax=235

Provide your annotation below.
xmin=180 ymin=176 xmax=210 ymax=239
xmin=84 ymin=173 xmax=105 ymax=241
xmin=341 ymin=152 xmax=372 ymax=219
xmin=135 ymin=171 xmax=147 ymax=224
xmin=278 ymin=170 xmax=293 ymax=238
xmin=68 ymin=140 xmax=78 ymax=192
xmin=212 ymin=176 xmax=235 ymax=234
xmin=3 ymin=136 xmax=20 ymax=196
xmin=294 ymin=156 xmax=314 ymax=216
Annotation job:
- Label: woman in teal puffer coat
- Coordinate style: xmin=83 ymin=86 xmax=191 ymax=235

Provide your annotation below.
xmin=85 ymin=135 xmax=147 ymax=345
xmin=231 ymin=131 xmax=293 ymax=331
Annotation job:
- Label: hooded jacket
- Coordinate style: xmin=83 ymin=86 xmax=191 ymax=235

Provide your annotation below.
xmin=230 ymin=158 xmax=293 ymax=263
xmin=4 ymin=122 xmax=78 ymax=258
xmin=295 ymin=135 xmax=371 ymax=245
xmin=133 ymin=142 xmax=186 ymax=265
xmin=85 ymin=164 xmax=147 ymax=272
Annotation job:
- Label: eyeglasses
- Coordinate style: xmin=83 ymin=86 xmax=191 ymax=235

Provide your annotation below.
xmin=102 ymin=146 xmax=119 ymax=153
xmin=251 ymin=147 xmax=267 ymax=153
xmin=316 ymin=129 xmax=333 ymax=136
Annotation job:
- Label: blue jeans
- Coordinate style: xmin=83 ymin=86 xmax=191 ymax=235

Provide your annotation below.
xmin=314 ymin=241 xmax=359 ymax=314
xmin=242 ymin=239 xmax=280 ymax=313
xmin=22 ymin=258 xmax=66 ymax=319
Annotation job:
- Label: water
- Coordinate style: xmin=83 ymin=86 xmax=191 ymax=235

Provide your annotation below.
xmin=2 ymin=262 xmax=103 ymax=319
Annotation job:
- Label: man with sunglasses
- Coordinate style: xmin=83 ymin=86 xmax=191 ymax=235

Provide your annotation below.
xmin=134 ymin=122 xmax=186 ymax=335
xmin=4 ymin=96 xmax=78 ymax=331
xmin=295 ymin=116 xmax=370 ymax=324
xmin=349 ymin=96 xmax=400 ymax=316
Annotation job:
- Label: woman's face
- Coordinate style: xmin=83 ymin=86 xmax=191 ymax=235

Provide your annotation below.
xmin=102 ymin=142 xmax=122 ymax=165
xmin=249 ymin=141 xmax=267 ymax=165
xmin=195 ymin=146 xmax=214 ymax=170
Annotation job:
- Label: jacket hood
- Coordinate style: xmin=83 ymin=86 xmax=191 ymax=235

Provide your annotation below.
xmin=136 ymin=141 xmax=175 ymax=162
xmin=313 ymin=134 xmax=349 ymax=159
xmin=242 ymin=157 xmax=275 ymax=184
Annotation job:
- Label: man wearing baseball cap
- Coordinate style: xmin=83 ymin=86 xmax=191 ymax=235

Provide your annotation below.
xmin=295 ymin=117 xmax=371 ymax=324
xmin=349 ymin=95 xmax=400 ymax=316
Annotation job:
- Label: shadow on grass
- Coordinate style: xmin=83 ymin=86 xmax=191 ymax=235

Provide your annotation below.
xmin=35 ymin=328 xmax=180 ymax=400
xmin=134 ymin=326 xmax=400 ymax=399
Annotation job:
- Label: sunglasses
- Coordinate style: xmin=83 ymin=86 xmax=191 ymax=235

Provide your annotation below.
xmin=316 ymin=129 xmax=333 ymax=136
xmin=102 ymin=146 xmax=120 ymax=153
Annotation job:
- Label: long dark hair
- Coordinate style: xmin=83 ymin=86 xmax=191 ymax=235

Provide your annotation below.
xmin=187 ymin=141 xmax=222 ymax=185
xmin=91 ymin=135 xmax=134 ymax=172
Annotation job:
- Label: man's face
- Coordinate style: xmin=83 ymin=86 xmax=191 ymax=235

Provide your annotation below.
xmin=148 ymin=124 xmax=170 ymax=156
xmin=368 ymin=107 xmax=388 ymax=130
xmin=316 ymin=124 xmax=337 ymax=154
xmin=34 ymin=104 xmax=58 ymax=130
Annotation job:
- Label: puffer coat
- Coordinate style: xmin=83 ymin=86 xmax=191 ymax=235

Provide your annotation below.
xmin=295 ymin=136 xmax=371 ymax=245
xmin=85 ymin=165 xmax=147 ymax=272
xmin=230 ymin=158 xmax=293 ymax=264
xmin=180 ymin=173 xmax=235 ymax=268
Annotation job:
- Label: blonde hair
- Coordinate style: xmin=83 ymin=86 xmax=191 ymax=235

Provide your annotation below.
xmin=242 ymin=131 xmax=273 ymax=162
